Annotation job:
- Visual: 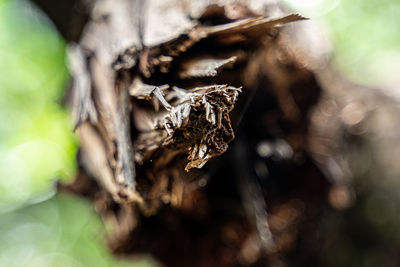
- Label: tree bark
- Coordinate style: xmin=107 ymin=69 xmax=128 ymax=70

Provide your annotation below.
xmin=38 ymin=0 xmax=400 ymax=266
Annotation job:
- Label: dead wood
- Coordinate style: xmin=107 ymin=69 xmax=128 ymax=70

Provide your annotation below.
xmin=52 ymin=0 xmax=400 ymax=266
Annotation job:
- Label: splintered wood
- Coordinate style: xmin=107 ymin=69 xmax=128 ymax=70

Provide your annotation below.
xmin=63 ymin=1 xmax=338 ymax=266
xmin=68 ymin=0 xmax=305 ymax=205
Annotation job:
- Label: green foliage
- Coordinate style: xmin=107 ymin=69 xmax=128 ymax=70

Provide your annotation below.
xmin=0 ymin=194 xmax=155 ymax=267
xmin=0 ymin=2 xmax=156 ymax=265
xmin=284 ymin=0 xmax=400 ymax=87
xmin=0 ymin=0 xmax=77 ymax=211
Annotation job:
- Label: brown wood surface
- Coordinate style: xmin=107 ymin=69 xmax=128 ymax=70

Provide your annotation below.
xmin=53 ymin=1 xmax=400 ymax=266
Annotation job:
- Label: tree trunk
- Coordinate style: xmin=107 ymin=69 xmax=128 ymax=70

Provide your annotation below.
xmin=28 ymin=0 xmax=400 ymax=266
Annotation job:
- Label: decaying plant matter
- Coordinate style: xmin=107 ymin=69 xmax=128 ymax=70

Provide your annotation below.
xmin=59 ymin=0 xmax=363 ymax=266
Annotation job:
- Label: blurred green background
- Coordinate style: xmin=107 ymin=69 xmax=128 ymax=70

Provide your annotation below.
xmin=285 ymin=0 xmax=400 ymax=89
xmin=0 ymin=0 xmax=399 ymax=266
xmin=0 ymin=0 xmax=153 ymax=266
